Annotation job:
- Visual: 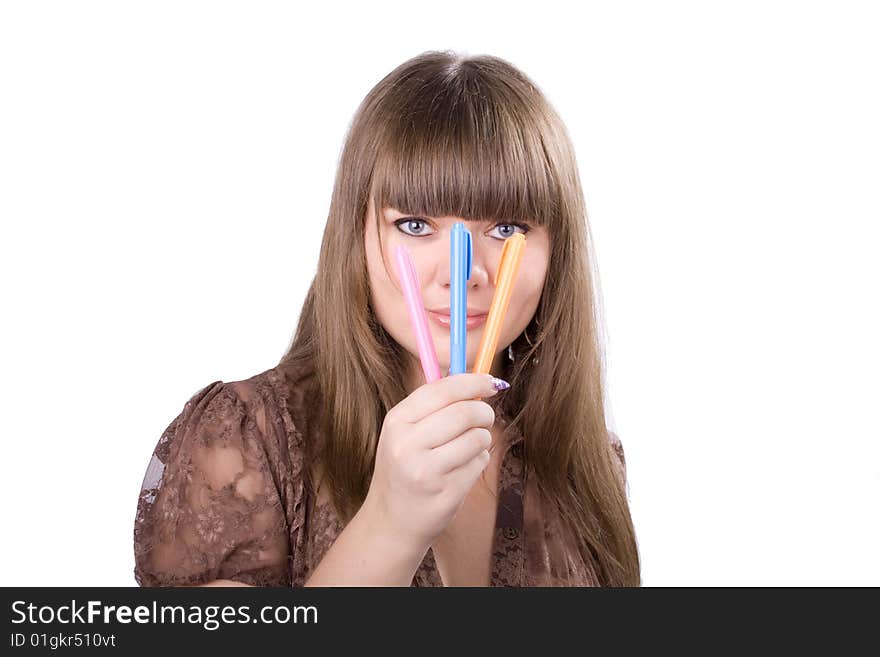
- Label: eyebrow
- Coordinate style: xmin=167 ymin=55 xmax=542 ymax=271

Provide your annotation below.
xmin=384 ymin=210 xmax=498 ymax=224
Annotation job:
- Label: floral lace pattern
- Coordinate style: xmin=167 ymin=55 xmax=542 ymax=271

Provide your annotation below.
xmin=133 ymin=365 xmax=628 ymax=587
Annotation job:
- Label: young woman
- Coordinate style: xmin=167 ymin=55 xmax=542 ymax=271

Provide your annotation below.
xmin=133 ymin=50 xmax=640 ymax=587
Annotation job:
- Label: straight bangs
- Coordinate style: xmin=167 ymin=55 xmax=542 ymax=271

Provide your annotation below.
xmin=368 ymin=81 xmax=561 ymax=231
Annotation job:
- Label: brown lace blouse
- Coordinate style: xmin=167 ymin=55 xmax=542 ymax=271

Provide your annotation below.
xmin=133 ymin=364 xmax=628 ymax=587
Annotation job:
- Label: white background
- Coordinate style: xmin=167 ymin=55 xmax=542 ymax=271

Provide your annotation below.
xmin=1 ymin=1 xmax=877 ymax=586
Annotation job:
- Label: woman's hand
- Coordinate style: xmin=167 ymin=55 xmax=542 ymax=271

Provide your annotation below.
xmin=362 ymin=372 xmax=506 ymax=552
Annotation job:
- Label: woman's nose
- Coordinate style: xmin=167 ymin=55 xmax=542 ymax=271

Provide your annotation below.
xmin=466 ymin=245 xmax=491 ymax=286
xmin=433 ymin=243 xmax=492 ymax=288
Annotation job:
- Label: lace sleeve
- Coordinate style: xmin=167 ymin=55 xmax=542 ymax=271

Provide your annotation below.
xmin=133 ymin=381 xmax=290 ymax=587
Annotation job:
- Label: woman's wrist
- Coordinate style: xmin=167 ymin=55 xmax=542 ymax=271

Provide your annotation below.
xmin=356 ymin=495 xmax=432 ymax=572
xmin=304 ymin=495 xmax=429 ymax=587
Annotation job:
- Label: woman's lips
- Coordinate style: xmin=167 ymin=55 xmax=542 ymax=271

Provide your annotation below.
xmin=428 ymin=310 xmax=487 ymax=329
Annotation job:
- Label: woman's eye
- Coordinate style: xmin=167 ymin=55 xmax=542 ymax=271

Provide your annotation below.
xmin=490 ymin=222 xmax=531 ymax=240
xmin=394 ymin=218 xmax=530 ymax=240
xmin=394 ymin=218 xmax=435 ymax=237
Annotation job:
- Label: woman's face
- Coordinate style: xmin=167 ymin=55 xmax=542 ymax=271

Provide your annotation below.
xmin=364 ymin=202 xmax=551 ymax=391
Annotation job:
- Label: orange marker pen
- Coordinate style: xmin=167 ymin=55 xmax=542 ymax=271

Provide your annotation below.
xmin=472 ymin=232 xmax=526 ymax=397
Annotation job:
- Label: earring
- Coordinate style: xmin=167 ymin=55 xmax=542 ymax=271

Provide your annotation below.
xmin=507 ymin=331 xmax=542 ymax=366
xmin=524 ymin=320 xmax=541 ymax=365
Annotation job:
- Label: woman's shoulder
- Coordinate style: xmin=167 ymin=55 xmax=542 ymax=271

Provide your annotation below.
xmin=607 ymin=430 xmax=624 ymax=463
xmin=223 ymin=363 xmax=318 ymax=450
xmin=169 ymin=362 xmax=319 ymax=464
xmin=606 ymin=430 xmax=628 ymax=492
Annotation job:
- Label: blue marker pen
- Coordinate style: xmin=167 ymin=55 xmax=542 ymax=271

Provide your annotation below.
xmin=450 ymin=222 xmax=473 ymax=375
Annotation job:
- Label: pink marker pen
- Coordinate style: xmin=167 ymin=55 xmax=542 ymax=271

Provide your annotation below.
xmin=394 ymin=245 xmax=442 ymax=383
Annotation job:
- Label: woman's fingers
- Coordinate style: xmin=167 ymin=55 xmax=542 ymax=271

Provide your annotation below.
xmin=392 ymin=373 xmax=499 ymax=425
xmin=429 ymin=427 xmax=493 ymax=474
xmin=413 ymin=400 xmax=495 ymax=450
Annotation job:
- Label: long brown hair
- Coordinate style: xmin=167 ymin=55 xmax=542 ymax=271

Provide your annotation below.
xmin=278 ymin=50 xmax=640 ymax=586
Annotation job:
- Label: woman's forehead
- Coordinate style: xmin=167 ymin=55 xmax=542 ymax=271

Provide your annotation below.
xmin=369 ymin=150 xmax=554 ymax=227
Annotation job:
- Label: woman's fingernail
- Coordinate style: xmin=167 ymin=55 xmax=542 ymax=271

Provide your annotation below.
xmin=491 ymin=377 xmax=510 ymax=391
